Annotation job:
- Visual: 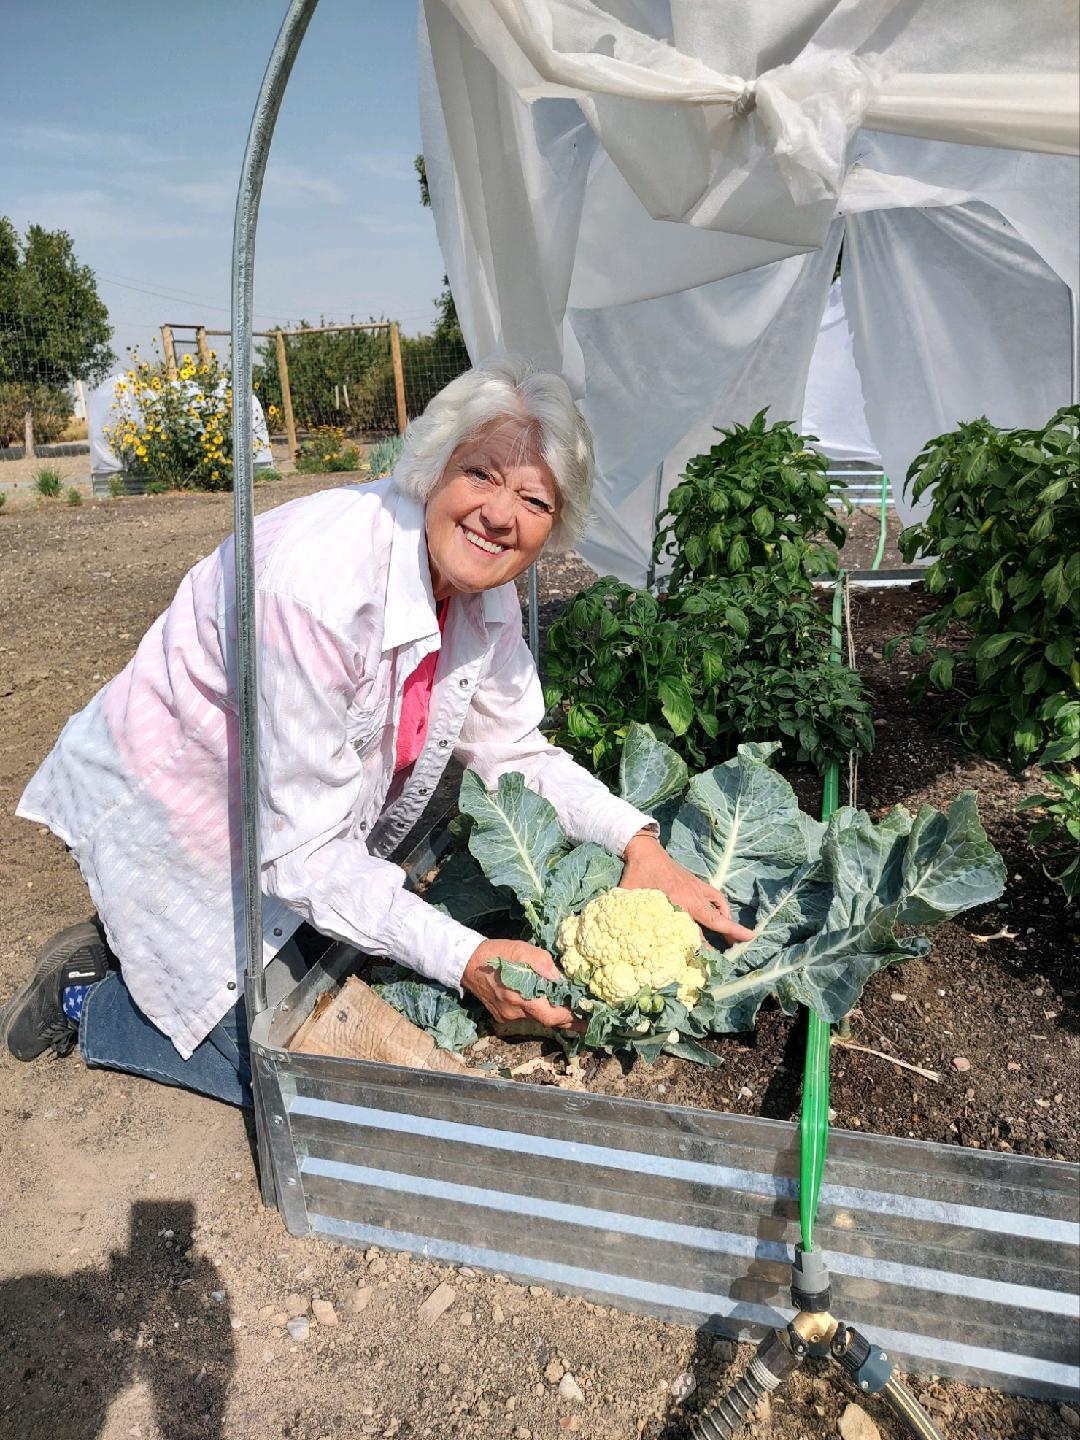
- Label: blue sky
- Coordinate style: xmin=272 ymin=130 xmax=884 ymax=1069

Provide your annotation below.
xmin=2 ymin=1 xmax=446 ymax=361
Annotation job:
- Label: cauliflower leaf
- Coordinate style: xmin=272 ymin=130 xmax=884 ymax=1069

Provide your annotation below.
xmin=425 ymin=731 xmax=1004 ymax=1068
xmin=459 ymin=769 xmax=570 ymax=922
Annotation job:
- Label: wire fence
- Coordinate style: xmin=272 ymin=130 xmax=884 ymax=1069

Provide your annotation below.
xmin=0 ymin=308 xmax=471 ymax=462
xmin=0 ymin=313 xmax=110 ymax=452
xmin=165 ymin=320 xmax=471 ymax=461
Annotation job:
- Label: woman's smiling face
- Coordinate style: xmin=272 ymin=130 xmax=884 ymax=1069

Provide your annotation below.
xmin=425 ymin=421 xmax=559 ymax=600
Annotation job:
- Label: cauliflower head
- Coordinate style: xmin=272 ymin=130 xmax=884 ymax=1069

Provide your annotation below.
xmin=556 ymin=888 xmax=704 ymax=1008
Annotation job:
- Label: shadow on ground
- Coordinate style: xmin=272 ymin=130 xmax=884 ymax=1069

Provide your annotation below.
xmin=0 ymin=1199 xmax=234 ymax=1440
xmin=649 ymin=1325 xmax=743 ymax=1438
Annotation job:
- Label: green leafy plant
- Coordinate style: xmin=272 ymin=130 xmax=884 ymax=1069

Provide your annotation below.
xmin=255 ymin=467 xmax=282 ymax=483
xmin=143 ymin=479 xmax=166 ymax=495
xmin=367 ymin=434 xmax=403 ymax=478
xmin=107 ymin=474 xmax=125 ymax=498
xmin=254 ymin=323 xmax=395 ymax=435
xmin=653 ymin=410 xmax=848 ymax=590
xmin=105 ymin=348 xmax=238 ymax=492
xmin=0 ymin=491 xmax=7 ymax=512
xmin=295 ymin=424 xmax=363 ymax=474
xmin=1019 ymin=769 xmax=1080 ymax=900
xmin=380 ymin=726 xmax=1003 ymax=1068
xmin=369 ymin=965 xmax=481 ymax=1051
xmin=542 ymin=573 xmax=873 ymax=775
xmin=35 ymin=467 xmax=62 ymax=497
xmin=64 ymin=485 xmax=81 ymax=507
xmin=888 ymin=407 xmax=1079 ymax=769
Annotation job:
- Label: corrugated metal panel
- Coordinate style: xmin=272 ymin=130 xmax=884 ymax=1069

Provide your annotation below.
xmin=827 ymin=465 xmax=892 ymax=508
xmin=250 ymin=1024 xmax=1080 ymax=1403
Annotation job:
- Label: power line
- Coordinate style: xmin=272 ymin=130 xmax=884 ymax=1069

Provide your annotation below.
xmin=96 ymin=273 xmax=304 ymax=325
xmin=97 ymin=272 xmax=442 ymax=334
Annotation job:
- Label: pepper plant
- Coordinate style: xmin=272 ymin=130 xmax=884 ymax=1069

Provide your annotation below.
xmin=1019 ymin=769 xmax=1080 ymax=900
xmin=652 ymin=409 xmax=849 ymax=590
xmin=542 ymin=572 xmax=874 ymax=775
xmin=887 ymin=406 xmax=1079 ymax=769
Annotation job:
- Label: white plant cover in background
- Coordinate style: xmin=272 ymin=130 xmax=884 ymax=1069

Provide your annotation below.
xmin=800 ymin=281 xmax=880 ymax=465
xmin=420 ymin=0 xmax=1079 ymax=577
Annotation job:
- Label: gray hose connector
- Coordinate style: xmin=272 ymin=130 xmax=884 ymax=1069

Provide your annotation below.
xmin=791 ymin=1244 xmax=832 ymax=1312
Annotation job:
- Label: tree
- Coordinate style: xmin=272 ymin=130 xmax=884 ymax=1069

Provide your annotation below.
xmin=414 ymin=155 xmax=464 ymax=349
xmin=0 ymin=218 xmax=114 ymax=450
xmin=252 ymin=319 xmax=399 ymax=435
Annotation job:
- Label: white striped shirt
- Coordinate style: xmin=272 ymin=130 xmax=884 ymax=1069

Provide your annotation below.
xmin=18 ymin=480 xmax=651 ymax=1057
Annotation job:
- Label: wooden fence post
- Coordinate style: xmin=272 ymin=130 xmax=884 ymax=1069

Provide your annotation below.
xmin=195 ymin=326 xmax=212 ymax=367
xmin=389 ymin=322 xmax=407 ymax=436
xmin=161 ymin=325 xmax=178 ymax=380
xmin=275 ymin=330 xmax=298 ymax=464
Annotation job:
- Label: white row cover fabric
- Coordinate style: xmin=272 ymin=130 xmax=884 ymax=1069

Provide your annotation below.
xmin=433 ymin=0 xmax=1079 ymax=240
xmin=88 ymin=375 xmax=273 ymax=475
xmin=844 ymin=200 xmax=1075 ymax=529
xmin=801 ymin=281 xmax=881 ymax=465
xmin=420 ymin=0 xmax=1080 ymax=579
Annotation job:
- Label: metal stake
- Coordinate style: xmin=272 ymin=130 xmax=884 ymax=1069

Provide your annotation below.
xmin=645 ymin=460 xmax=664 ymax=590
xmin=527 ymin=563 xmax=540 ymax=665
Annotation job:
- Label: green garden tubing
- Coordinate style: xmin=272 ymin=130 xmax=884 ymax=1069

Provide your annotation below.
xmin=872 ymin=470 xmax=889 ymax=573
xmin=799 ymin=575 xmax=845 ymax=1254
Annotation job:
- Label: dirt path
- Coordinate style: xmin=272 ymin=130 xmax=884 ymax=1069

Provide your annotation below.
xmin=0 ymin=483 xmax=1074 ymax=1440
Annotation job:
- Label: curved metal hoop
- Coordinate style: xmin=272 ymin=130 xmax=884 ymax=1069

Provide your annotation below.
xmin=231 ymin=0 xmax=320 ymax=1020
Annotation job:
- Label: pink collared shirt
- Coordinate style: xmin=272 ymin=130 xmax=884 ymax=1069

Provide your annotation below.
xmin=395 ymin=600 xmax=449 ymax=773
xmin=18 ymin=479 xmax=653 ymax=1057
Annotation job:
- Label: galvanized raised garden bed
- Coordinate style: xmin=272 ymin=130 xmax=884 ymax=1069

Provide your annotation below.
xmin=249 ymin=933 xmax=1080 ymax=1404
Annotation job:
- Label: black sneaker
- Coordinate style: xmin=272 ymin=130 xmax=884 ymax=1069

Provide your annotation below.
xmin=1 ymin=920 xmax=111 ymax=1061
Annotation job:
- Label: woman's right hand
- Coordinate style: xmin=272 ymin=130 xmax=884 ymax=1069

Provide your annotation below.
xmin=461 ymin=938 xmax=579 ymax=1030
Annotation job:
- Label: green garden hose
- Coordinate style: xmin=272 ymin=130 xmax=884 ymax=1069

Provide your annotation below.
xmin=871 ymin=470 xmax=889 ymax=572
xmin=799 ymin=576 xmax=845 ymax=1253
xmin=799 ymin=1011 xmax=831 ymax=1252
xmin=693 ymin=562 xmax=950 ymax=1440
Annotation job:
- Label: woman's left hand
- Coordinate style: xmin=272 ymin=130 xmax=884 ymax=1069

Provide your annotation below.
xmin=620 ymin=831 xmax=754 ymax=944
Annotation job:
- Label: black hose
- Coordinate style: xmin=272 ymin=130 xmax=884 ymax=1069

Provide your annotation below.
xmin=879 ymin=1375 xmax=947 ymax=1440
xmin=688 ymin=1367 xmax=765 ymax=1439
xmin=688 ymin=1330 xmax=802 ymax=1439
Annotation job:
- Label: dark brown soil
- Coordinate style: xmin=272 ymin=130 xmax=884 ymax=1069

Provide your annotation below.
xmin=1 ymin=483 xmax=1075 ymax=1440
xmin=506 ymin=574 xmax=1078 ymax=1167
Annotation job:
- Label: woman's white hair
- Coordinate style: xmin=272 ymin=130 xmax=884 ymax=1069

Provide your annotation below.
xmin=392 ymin=354 xmax=593 ymax=549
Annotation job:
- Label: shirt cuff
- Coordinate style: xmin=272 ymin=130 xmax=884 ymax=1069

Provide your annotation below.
xmin=566 ymin=793 xmax=658 ymax=858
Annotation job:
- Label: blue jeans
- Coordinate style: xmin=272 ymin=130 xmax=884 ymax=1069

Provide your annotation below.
xmin=80 ymin=972 xmax=253 ymax=1109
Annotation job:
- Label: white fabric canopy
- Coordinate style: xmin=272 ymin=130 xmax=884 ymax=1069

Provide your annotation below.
xmin=843 ymin=200 xmax=1075 ymax=528
xmin=420 ymin=0 xmax=1080 ymax=579
xmin=801 ymin=281 xmax=880 ymax=465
